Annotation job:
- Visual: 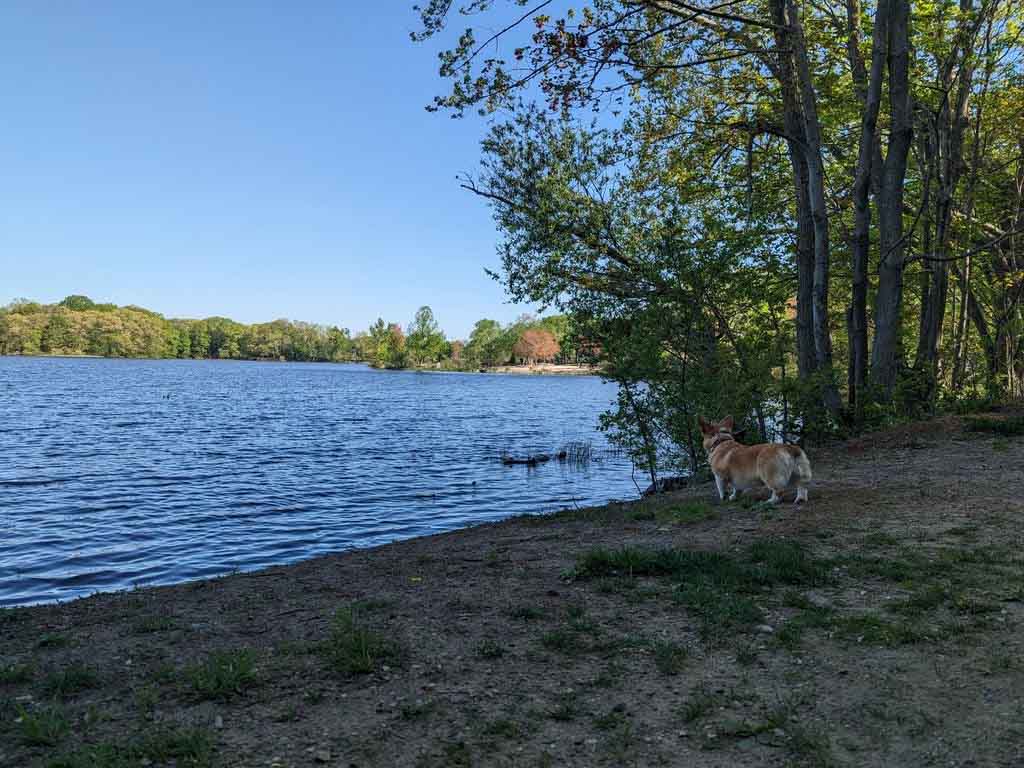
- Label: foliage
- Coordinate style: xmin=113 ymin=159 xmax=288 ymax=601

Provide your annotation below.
xmin=413 ymin=0 xmax=1024 ymax=468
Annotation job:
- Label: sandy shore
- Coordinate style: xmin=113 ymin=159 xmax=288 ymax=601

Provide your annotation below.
xmin=2 ymin=414 xmax=1023 ymax=767
xmin=483 ymin=363 xmax=601 ymax=376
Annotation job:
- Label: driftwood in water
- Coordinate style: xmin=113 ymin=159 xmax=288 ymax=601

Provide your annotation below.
xmin=501 ymin=453 xmax=552 ymax=466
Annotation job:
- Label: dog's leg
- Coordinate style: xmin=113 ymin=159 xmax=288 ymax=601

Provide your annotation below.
xmin=729 ymin=486 xmax=739 ymax=501
xmin=767 ymin=488 xmax=781 ymax=504
xmin=714 ymin=474 xmax=726 ymax=501
xmin=795 ymin=486 xmax=808 ymax=504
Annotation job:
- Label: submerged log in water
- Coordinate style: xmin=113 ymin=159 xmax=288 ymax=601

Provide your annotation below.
xmin=501 ymin=453 xmax=551 ymax=466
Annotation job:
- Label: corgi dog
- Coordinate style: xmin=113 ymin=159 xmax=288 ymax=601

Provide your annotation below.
xmin=698 ymin=415 xmax=812 ymax=504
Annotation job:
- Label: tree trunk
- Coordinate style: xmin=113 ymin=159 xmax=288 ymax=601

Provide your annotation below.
xmin=780 ymin=0 xmax=842 ymax=419
xmin=869 ymin=0 xmax=914 ymax=396
xmin=847 ymin=0 xmax=889 ymax=411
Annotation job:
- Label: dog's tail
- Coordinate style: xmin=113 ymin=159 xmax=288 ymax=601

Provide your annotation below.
xmin=784 ymin=445 xmax=813 ymax=485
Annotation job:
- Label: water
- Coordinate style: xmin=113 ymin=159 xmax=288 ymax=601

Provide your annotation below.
xmin=0 ymin=357 xmax=636 ymax=606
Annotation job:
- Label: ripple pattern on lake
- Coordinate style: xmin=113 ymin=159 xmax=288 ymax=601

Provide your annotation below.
xmin=0 ymin=357 xmax=636 ymax=606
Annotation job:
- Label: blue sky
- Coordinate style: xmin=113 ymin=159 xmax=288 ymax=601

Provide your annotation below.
xmin=0 ymin=2 xmax=539 ymax=338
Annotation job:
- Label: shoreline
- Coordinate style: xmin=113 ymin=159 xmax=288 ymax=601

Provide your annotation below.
xmin=4 ymin=414 xmax=1023 ymax=767
xmin=2 ymin=354 xmax=604 ymax=376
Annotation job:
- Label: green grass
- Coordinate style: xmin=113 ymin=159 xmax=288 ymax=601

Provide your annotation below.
xmin=37 ymin=633 xmax=69 ymax=649
xmin=651 ymin=640 xmax=688 ymax=675
xmin=47 ymin=728 xmax=214 ymax=768
xmin=400 ymin=700 xmax=437 ymax=720
xmin=964 ymin=414 xmax=1024 ymax=436
xmin=186 ymin=649 xmax=259 ymax=700
xmin=321 ymin=604 xmax=398 ymax=676
xmin=0 ymin=663 xmax=33 ymax=684
xmin=680 ymin=683 xmax=721 ymax=723
xmin=131 ymin=615 xmax=177 ymax=634
xmin=17 ymin=704 xmax=68 ymax=746
xmin=507 ymin=604 xmax=545 ymax=621
xmin=630 ymin=501 xmax=716 ymax=525
xmin=476 ymin=639 xmax=506 ymax=659
xmin=831 ymin=613 xmax=929 ymax=646
xmin=43 ymin=664 xmax=100 ymax=700
xmin=481 ymin=717 xmax=522 ymax=738
xmin=593 ymin=704 xmax=630 ymax=731
xmin=575 ymin=541 xmax=830 ymax=642
xmin=546 ymin=692 xmax=578 ymax=721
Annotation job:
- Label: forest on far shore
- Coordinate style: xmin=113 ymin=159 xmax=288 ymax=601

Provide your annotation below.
xmin=0 ymin=295 xmax=587 ymax=371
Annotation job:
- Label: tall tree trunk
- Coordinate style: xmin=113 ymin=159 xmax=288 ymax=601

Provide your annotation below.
xmin=870 ymin=0 xmax=914 ymax=396
xmin=847 ymin=0 xmax=889 ymax=412
xmin=915 ymin=0 xmax=982 ymax=384
xmin=784 ymin=0 xmax=842 ymax=418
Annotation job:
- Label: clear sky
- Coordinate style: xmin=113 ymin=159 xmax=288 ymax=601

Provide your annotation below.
xmin=0 ymin=2 xmax=537 ymax=339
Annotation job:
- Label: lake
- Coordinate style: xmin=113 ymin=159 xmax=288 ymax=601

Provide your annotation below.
xmin=0 ymin=357 xmax=636 ymax=606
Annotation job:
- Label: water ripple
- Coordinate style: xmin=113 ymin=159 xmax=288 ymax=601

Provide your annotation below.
xmin=0 ymin=357 xmax=636 ymax=606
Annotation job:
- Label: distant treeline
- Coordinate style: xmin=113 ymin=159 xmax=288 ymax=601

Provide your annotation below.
xmin=0 ymin=295 xmax=587 ymax=370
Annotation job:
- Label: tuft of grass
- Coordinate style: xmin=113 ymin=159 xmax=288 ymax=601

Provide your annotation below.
xmin=37 ymin=633 xmax=69 ymax=649
xmin=749 ymin=539 xmax=831 ymax=586
xmin=831 ymin=613 xmax=929 ymax=646
xmin=400 ymin=700 xmax=437 ymax=721
xmin=736 ymin=643 xmax=759 ymax=666
xmin=17 ymin=704 xmax=68 ymax=746
xmin=680 ymin=683 xmax=720 ymax=723
xmin=0 ymin=663 xmax=33 ymax=684
xmin=481 ymin=717 xmax=522 ymax=739
xmin=787 ymin=721 xmax=836 ymax=767
xmin=43 ymin=664 xmax=100 ymax=700
xmin=131 ymin=615 xmax=177 ymax=634
xmin=674 ymin=582 xmax=764 ymax=641
xmin=507 ymin=604 xmax=544 ymax=621
xmin=47 ymin=728 xmax=214 ymax=768
xmin=651 ymin=640 xmax=688 ymax=675
xmin=476 ymin=639 xmax=506 ymax=659
xmin=321 ymin=605 xmax=397 ymax=676
xmin=594 ymin=704 xmax=629 ymax=731
xmin=187 ymin=649 xmax=259 ymax=700
xmin=888 ymin=585 xmax=950 ymax=616
xmin=546 ymin=692 xmax=578 ymax=722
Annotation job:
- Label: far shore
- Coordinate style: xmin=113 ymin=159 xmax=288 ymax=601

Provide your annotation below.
xmin=3 ymin=413 xmax=1023 ymax=767
xmin=2 ymin=353 xmax=603 ymax=376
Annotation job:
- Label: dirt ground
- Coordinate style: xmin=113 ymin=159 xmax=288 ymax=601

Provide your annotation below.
xmin=2 ymin=414 xmax=1023 ymax=767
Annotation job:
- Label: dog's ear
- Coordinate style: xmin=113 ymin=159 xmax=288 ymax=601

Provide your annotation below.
xmin=721 ymin=415 xmax=734 ymax=431
xmin=698 ymin=415 xmax=710 ymax=434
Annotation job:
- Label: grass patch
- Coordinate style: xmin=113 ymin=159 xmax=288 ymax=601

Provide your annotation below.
xmin=831 ymin=613 xmax=929 ymax=646
xmin=43 ymin=664 xmax=100 ymax=700
xmin=131 ymin=615 xmax=177 ymax=634
xmin=37 ymin=633 xmax=69 ymax=649
xmin=17 ymin=704 xmax=68 ymax=746
xmin=575 ymin=541 xmax=828 ymax=642
xmin=680 ymin=683 xmax=721 ymax=723
xmin=964 ymin=414 xmax=1024 ymax=436
xmin=507 ymin=604 xmax=544 ymax=621
xmin=651 ymin=640 xmax=688 ymax=675
xmin=476 ymin=639 xmax=506 ymax=659
xmin=321 ymin=604 xmax=398 ymax=676
xmin=631 ymin=501 xmax=716 ymax=524
xmin=400 ymin=700 xmax=437 ymax=720
xmin=0 ymin=663 xmax=32 ymax=684
xmin=546 ymin=692 xmax=578 ymax=721
xmin=481 ymin=717 xmax=522 ymax=739
xmin=47 ymin=728 xmax=214 ymax=768
xmin=187 ymin=649 xmax=259 ymax=700
xmin=594 ymin=704 xmax=630 ymax=731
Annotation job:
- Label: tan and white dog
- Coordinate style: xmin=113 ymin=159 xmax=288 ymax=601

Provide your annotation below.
xmin=698 ymin=416 xmax=812 ymax=505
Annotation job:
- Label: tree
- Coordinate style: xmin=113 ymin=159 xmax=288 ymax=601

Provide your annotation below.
xmin=406 ymin=305 xmax=447 ymax=366
xmin=513 ymin=328 xmax=560 ymax=364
